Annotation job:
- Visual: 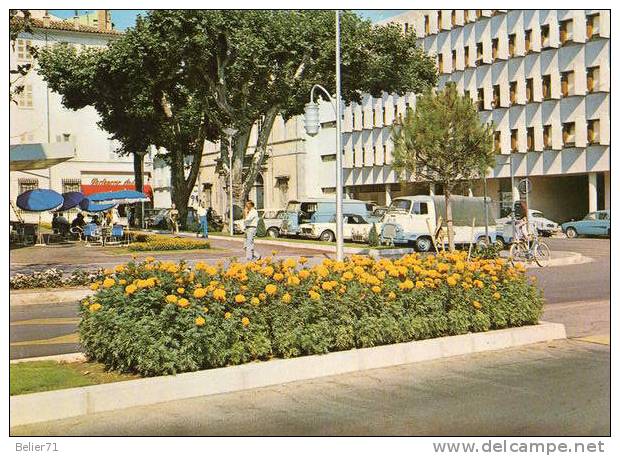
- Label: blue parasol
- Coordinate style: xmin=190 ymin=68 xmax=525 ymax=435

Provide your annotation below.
xmin=16 ymin=189 xmax=64 ymax=212
xmin=79 ymin=198 xmax=116 ymax=213
xmin=88 ymin=190 xmax=150 ymax=205
xmin=55 ymin=191 xmax=85 ymax=212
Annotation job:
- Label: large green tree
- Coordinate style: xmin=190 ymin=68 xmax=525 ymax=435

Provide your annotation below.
xmin=37 ymin=10 xmax=437 ymax=224
xmin=391 ymin=83 xmax=495 ymax=251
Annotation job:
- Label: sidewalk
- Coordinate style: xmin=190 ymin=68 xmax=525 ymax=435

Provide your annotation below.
xmin=11 ymin=339 xmax=609 ymax=436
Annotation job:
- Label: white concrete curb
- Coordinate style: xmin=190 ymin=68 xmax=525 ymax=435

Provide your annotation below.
xmin=10 ymin=288 xmax=91 ymax=306
xmin=10 ymin=321 xmax=566 ymax=427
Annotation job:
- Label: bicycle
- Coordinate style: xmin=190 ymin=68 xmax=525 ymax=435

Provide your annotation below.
xmin=509 ymin=229 xmax=551 ymax=267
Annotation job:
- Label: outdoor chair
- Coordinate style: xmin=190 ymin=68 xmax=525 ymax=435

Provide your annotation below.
xmin=105 ymin=225 xmax=125 ymax=246
xmin=83 ymin=223 xmax=103 ymax=246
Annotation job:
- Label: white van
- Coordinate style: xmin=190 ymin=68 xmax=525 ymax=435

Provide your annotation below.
xmin=380 ymin=195 xmax=497 ymax=252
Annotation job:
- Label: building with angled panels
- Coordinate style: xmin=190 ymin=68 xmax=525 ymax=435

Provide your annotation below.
xmin=345 ymin=9 xmax=609 ymax=221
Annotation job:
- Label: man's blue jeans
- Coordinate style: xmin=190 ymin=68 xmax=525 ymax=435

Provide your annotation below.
xmin=199 ymin=215 xmax=208 ymax=238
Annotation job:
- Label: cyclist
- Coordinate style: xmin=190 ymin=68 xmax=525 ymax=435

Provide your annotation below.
xmin=513 ymin=200 xmax=529 ymax=242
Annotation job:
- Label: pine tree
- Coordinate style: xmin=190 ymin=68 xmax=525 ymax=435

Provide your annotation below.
xmin=367 ymin=223 xmax=380 ymax=247
xmin=256 ymin=218 xmax=267 ymax=238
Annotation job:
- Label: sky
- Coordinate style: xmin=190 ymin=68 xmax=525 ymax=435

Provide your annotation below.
xmin=49 ymin=10 xmax=406 ymax=30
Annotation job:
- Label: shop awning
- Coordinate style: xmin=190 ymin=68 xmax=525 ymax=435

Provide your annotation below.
xmin=10 ymin=143 xmax=75 ymax=171
xmin=81 ymin=183 xmax=153 ymax=199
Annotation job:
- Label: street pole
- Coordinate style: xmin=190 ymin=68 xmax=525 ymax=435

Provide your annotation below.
xmin=334 ymin=10 xmax=344 ymax=262
xmin=228 ymin=136 xmax=233 ymax=236
xmin=483 ymin=174 xmax=489 ymax=242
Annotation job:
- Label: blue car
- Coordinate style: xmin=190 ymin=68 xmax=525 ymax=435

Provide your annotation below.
xmin=561 ymin=210 xmax=610 ymax=238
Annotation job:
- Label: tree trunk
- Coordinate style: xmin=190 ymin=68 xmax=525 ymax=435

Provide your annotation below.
xmin=132 ymin=152 xmax=145 ymax=228
xmin=444 ymin=187 xmax=455 ymax=251
xmin=169 ymin=147 xmax=203 ymax=230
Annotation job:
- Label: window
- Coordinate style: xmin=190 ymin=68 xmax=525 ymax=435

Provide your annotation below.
xmin=62 ymin=179 xmax=81 ymax=194
xmin=352 ymin=112 xmax=356 ymax=129
xmin=451 ymin=10 xmax=457 ymax=26
xmin=361 ymin=111 xmax=365 ymax=128
xmin=382 ymin=107 xmax=386 ymax=124
xmin=404 ymin=22 xmax=409 ymax=34
xmin=587 ymin=13 xmax=600 ymax=39
xmin=477 ymin=88 xmax=485 ymax=110
xmin=452 ymin=50 xmax=457 ymax=69
xmin=524 ymin=29 xmax=532 ymax=52
xmin=464 ymin=46 xmax=470 ymax=66
xmin=362 ymin=146 xmax=366 ymax=163
xmin=321 ymin=154 xmax=336 ymax=162
xmin=541 ymin=24 xmax=550 ymax=48
xmin=492 ymin=38 xmax=499 ymax=60
xmin=542 ymin=75 xmax=551 ymax=99
xmin=438 ymin=53 xmax=443 ymax=73
xmin=405 ymin=102 xmax=410 ymax=112
xmin=587 ymin=66 xmax=600 ymax=92
xmin=494 ymin=131 xmax=501 ymax=152
xmin=372 ymin=108 xmax=377 ymax=126
xmin=464 ymin=89 xmax=471 ymax=100
xmin=412 ymin=202 xmax=429 ymax=215
xmin=16 ymin=84 xmax=33 ymax=108
xmin=16 ymin=39 xmax=33 ymax=62
xmin=543 ymin=124 xmax=552 ymax=149
xmin=424 ymin=15 xmax=430 ymax=34
xmin=393 ymin=104 xmax=398 ymax=120
xmin=383 ymin=144 xmax=388 ymax=163
xmin=511 ymin=129 xmax=518 ymax=152
xmin=510 ymin=81 xmax=518 ymax=104
xmin=476 ymin=42 xmax=484 ymax=64
xmin=561 ymin=71 xmax=574 ymax=97
xmin=526 ymin=78 xmax=534 ymax=102
xmin=373 ymin=145 xmax=377 ymax=163
xmin=492 ymin=84 xmax=501 ymax=107
xmin=508 ymin=33 xmax=516 ymax=57
xmin=559 ymin=19 xmax=573 ymax=44
xmin=476 ymin=10 xmax=482 ymax=19
xmin=588 ymin=119 xmax=600 ymax=144
xmin=527 ymin=127 xmax=535 ymax=151
xmin=18 ymin=178 xmax=38 ymax=195
xmin=464 ymin=10 xmax=470 ymax=23
xmin=562 ymin=122 xmax=575 ymax=146
xmin=438 ymin=11 xmax=443 ymax=30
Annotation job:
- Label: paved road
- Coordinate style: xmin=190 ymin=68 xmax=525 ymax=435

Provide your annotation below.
xmin=9 ymin=237 xmax=609 ymax=359
xmin=11 ymin=339 xmax=610 ymax=436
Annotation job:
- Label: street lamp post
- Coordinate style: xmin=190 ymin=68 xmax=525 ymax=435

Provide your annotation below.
xmin=302 ymin=11 xmax=344 ymax=261
xmin=223 ymin=127 xmax=238 ymax=236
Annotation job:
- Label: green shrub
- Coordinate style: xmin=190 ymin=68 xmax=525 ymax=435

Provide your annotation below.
xmin=367 ymin=223 xmax=380 ymax=247
xmin=128 ymin=236 xmax=210 ymax=252
xmin=256 ymin=218 xmax=267 ymax=237
xmin=81 ymin=252 xmax=544 ymax=377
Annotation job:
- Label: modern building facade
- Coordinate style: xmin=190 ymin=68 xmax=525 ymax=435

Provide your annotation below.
xmin=10 ymin=11 xmax=153 ymax=223
xmin=345 ymin=9 xmax=610 ymax=222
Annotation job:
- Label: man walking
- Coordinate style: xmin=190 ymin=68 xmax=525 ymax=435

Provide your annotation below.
xmin=197 ymin=202 xmax=208 ymax=238
xmin=243 ymin=200 xmax=260 ymax=260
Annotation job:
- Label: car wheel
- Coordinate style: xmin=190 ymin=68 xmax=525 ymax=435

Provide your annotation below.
xmin=494 ymin=237 xmax=506 ymax=250
xmin=267 ymin=227 xmax=279 ymax=238
xmin=415 ymin=236 xmax=433 ymax=253
xmin=320 ymin=230 xmax=335 ymax=242
xmin=565 ymin=227 xmax=578 ymax=239
xmin=476 ymin=236 xmax=490 ymax=249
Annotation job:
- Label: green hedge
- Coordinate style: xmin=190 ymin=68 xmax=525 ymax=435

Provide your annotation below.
xmin=80 ymin=252 xmax=544 ymax=376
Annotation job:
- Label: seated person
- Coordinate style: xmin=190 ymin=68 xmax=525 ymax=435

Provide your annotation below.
xmin=70 ymin=213 xmax=86 ymax=238
xmin=55 ymin=212 xmax=70 ymax=237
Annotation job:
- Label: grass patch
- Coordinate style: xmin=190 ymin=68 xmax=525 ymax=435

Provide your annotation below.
xmin=206 ymin=231 xmax=397 ymax=249
xmin=10 ymin=361 xmax=139 ymax=396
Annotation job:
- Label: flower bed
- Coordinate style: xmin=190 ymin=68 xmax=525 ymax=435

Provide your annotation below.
xmin=128 ymin=235 xmax=210 ymax=252
xmin=10 ymin=268 xmax=106 ymax=290
xmin=81 ymin=252 xmax=544 ymax=376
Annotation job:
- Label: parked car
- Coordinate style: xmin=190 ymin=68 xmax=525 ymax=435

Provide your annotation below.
xmin=380 ymin=195 xmax=497 ymax=252
xmin=561 ymin=210 xmax=610 ymax=238
xmin=299 ymin=213 xmax=375 ymax=242
xmin=145 ymin=207 xmax=198 ymax=230
xmin=233 ymin=209 xmax=287 ymax=237
xmin=280 ymin=198 xmax=374 ymax=236
xmin=496 ymin=209 xmax=560 ymax=239
xmin=371 ymin=206 xmax=389 ymax=220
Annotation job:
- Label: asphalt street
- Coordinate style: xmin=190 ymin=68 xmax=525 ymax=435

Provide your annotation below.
xmin=11 ymin=339 xmax=610 ymax=436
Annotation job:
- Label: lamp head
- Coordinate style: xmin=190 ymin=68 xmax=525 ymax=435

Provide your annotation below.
xmin=303 ymin=102 xmax=321 ymax=137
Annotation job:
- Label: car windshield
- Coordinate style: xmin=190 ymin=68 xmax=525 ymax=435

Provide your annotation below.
xmin=531 ymin=211 xmax=544 ymax=218
xmin=388 ymin=199 xmax=411 ymax=212
xmin=286 ymin=202 xmax=300 ymax=212
xmin=584 ymin=212 xmax=597 ymax=221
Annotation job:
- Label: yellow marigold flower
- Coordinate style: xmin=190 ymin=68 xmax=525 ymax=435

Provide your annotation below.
xmin=90 ymin=283 xmax=100 ymax=291
xmin=213 ymin=288 xmax=226 ymax=301
xmin=273 ymin=273 xmax=284 ymax=282
xmin=271 ymin=250 xmax=278 ymax=256
xmin=235 ymin=294 xmax=246 ymax=304
xmin=224 ymin=312 xmax=232 ymax=319
xmin=165 ymin=294 xmax=178 ymax=304
xmin=241 ymin=316 xmax=250 ymax=327
xmin=415 ymin=281 xmax=425 ymax=289
xmin=388 ymin=291 xmax=397 ymax=300
xmin=339 ymin=286 xmax=346 ymax=294
xmin=287 ymin=275 xmax=300 ymax=286
xmin=259 ymin=293 xmax=267 ymax=301
xmin=282 ymin=293 xmax=292 ymax=304
xmin=193 ymin=288 xmax=207 ymax=299
xmin=250 ymin=297 xmax=260 ymax=306
xmin=119 ymin=279 xmax=127 ymax=285
xmin=102 ymin=278 xmax=115 ymax=288
xmin=202 ymin=306 xmax=209 ymax=313
xmin=446 ymin=276 xmax=458 ymax=287
xmin=473 ymin=280 xmax=484 ymax=289
xmin=265 ymin=284 xmax=278 ymax=295
xmin=177 ymin=298 xmax=189 ymax=308
xmin=342 ymin=271 xmax=354 ymax=281
xmin=177 ymin=287 xmax=185 ymax=294
xmin=114 ymin=264 xmax=125 ymax=273
xmin=195 ymin=316 xmax=206 ymax=327
xmin=472 ymin=300 xmax=482 ymax=310
xmin=282 ymin=258 xmax=297 ymax=269
xmin=399 ymin=279 xmax=414 ymax=291
xmin=299 ymin=270 xmax=311 ymax=280
xmin=321 ymin=281 xmax=335 ymax=291
xmin=125 ymin=284 xmax=137 ymax=295
xmin=493 ymin=292 xmax=501 ymax=300
xmin=371 ymin=285 xmax=382 ymax=293
xmin=309 ymin=290 xmax=321 ymax=301
xmin=89 ymin=303 xmax=102 ymax=312
xmin=299 ymin=257 xmax=308 ymax=264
